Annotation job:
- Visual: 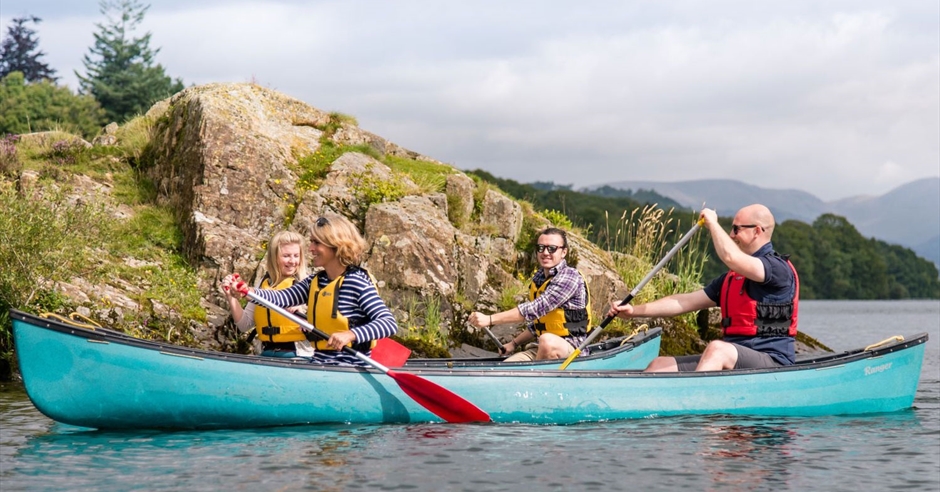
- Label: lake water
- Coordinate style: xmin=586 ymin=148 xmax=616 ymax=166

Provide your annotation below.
xmin=1 ymin=300 xmax=938 ymax=491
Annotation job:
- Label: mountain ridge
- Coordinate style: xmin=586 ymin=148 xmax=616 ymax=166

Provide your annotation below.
xmin=586 ymin=177 xmax=940 ymax=265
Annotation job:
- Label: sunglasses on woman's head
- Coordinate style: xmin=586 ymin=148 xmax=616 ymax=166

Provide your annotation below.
xmin=316 ymin=217 xmax=329 ymax=227
xmin=535 ymin=244 xmax=563 ymax=254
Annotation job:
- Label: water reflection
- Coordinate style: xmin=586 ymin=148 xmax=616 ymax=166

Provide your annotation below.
xmin=693 ymin=411 xmax=928 ymax=492
xmin=2 ymin=380 xmax=938 ymax=492
xmin=697 ymin=418 xmax=798 ymax=491
xmin=5 ymin=422 xmax=387 ymax=491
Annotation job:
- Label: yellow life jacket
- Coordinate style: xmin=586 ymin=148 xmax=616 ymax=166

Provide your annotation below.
xmin=306 ymin=269 xmax=377 ymax=351
xmin=254 ymin=276 xmax=304 ymax=343
xmin=527 ymin=270 xmax=592 ymax=337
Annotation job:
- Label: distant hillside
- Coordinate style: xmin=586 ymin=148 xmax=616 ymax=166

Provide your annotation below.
xmin=587 ymin=177 xmax=940 ymax=265
xmin=585 ymin=185 xmax=687 ymax=211
xmin=589 ymin=179 xmax=827 ymax=222
xmin=472 ymin=172 xmax=939 ymax=298
xmin=914 ymin=235 xmax=940 ymax=267
xmin=828 ymin=178 xmax=940 ymax=250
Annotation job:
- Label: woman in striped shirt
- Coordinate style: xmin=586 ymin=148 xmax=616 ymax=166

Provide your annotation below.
xmin=231 ymin=214 xmax=398 ymax=366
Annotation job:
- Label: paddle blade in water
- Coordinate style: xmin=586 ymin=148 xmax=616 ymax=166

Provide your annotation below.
xmin=370 ymin=338 xmax=412 ymax=368
xmin=388 ymin=370 xmax=490 ymax=423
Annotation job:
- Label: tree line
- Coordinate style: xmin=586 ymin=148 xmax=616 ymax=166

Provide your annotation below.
xmin=469 ymin=170 xmax=940 ymax=300
xmin=0 ymin=0 xmax=183 ymax=138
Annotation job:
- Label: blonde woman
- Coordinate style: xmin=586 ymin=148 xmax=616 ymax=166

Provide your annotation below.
xmin=222 ymin=230 xmax=311 ymax=357
xmin=231 ymin=214 xmax=398 ymax=366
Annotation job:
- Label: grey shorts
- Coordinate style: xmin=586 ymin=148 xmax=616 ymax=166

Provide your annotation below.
xmin=674 ymin=343 xmax=781 ymax=372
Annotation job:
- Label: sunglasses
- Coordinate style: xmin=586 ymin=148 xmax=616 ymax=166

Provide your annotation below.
xmin=731 ymin=224 xmax=759 ymax=234
xmin=315 ymin=217 xmax=329 ymax=227
xmin=535 ymin=244 xmax=564 ymax=254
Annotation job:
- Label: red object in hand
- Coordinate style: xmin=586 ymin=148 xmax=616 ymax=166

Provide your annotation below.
xmin=234 ymin=281 xmax=249 ymax=295
xmin=223 ymin=273 xmax=241 ymax=292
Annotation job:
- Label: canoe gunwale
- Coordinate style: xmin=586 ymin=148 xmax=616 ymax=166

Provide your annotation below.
xmin=9 ymin=309 xmax=659 ymax=373
xmin=11 ymin=309 xmax=372 ymax=374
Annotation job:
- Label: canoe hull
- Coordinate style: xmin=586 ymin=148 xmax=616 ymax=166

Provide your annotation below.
xmin=12 ymin=310 xmax=926 ymax=429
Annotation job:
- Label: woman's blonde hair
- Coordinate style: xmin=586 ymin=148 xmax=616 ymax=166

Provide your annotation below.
xmin=265 ymin=230 xmax=308 ymax=285
xmin=310 ymin=214 xmax=366 ymax=268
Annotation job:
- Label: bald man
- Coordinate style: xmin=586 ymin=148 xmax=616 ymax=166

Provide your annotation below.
xmin=608 ymin=204 xmax=800 ymax=372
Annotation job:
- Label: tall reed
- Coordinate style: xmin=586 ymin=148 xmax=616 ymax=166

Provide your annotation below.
xmin=606 ymin=205 xmax=708 ymax=328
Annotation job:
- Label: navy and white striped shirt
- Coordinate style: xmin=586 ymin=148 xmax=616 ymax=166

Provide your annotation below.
xmin=251 ymin=267 xmax=398 ymax=366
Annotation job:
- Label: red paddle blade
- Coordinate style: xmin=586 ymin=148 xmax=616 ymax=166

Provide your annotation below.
xmin=388 ymin=370 xmax=490 ymax=423
xmin=370 ymin=338 xmax=412 ymax=368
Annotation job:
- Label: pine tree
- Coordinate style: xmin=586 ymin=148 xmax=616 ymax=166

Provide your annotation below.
xmin=76 ymin=0 xmax=184 ymax=124
xmin=0 ymin=16 xmax=58 ymax=82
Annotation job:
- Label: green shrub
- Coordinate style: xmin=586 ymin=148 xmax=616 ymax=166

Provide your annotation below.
xmin=497 ymin=280 xmax=527 ymax=312
xmin=0 ymin=179 xmax=112 ymax=377
xmin=384 ymin=155 xmax=449 ymax=194
xmin=295 ymin=141 xmax=344 ymax=192
xmin=0 ymin=71 xmax=106 ymax=139
xmin=398 ymin=294 xmax=450 ymax=357
xmin=541 ymin=209 xmax=573 ymax=230
xmin=350 ymin=164 xmax=407 ymax=214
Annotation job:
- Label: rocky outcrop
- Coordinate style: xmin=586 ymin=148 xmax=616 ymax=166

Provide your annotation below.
xmin=145 ymin=84 xmax=325 ymax=278
xmin=134 ymin=83 xmax=631 ymax=349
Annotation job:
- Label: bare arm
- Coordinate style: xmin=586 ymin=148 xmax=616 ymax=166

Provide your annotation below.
xmin=609 ymin=290 xmax=715 ymax=319
xmin=701 ymin=209 xmax=766 ymax=282
xmin=469 ymin=307 xmax=525 ymax=328
xmin=468 ymin=308 xmax=529 ymax=356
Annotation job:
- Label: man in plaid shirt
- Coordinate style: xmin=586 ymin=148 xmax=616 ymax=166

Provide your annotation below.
xmin=469 ymin=227 xmax=592 ymax=361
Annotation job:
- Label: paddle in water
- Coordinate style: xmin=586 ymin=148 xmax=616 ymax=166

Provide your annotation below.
xmin=558 ymin=218 xmax=705 ymax=370
xmin=239 ymin=285 xmax=490 ymax=423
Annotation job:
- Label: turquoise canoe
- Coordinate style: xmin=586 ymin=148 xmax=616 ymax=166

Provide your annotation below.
xmin=11 ymin=310 xmax=927 ymax=430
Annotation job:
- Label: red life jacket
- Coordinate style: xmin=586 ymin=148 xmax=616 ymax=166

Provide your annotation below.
xmin=720 ymin=256 xmax=799 ymax=337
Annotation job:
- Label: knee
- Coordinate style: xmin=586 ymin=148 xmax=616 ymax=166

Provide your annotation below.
xmin=701 ymin=341 xmax=736 ymax=367
xmin=644 ymin=356 xmax=676 ymax=373
xmin=536 ymin=335 xmax=565 ymax=360
xmin=703 ymin=340 xmax=731 ymax=355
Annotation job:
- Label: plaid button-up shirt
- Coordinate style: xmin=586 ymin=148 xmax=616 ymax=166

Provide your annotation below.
xmin=517 ymin=259 xmax=588 ymax=326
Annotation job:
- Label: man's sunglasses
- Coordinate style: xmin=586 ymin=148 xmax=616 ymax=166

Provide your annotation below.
xmin=730 ymin=224 xmax=759 ymax=234
xmin=535 ymin=244 xmax=564 ymax=254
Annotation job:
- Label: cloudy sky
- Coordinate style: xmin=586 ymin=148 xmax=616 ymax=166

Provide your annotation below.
xmin=2 ymin=0 xmax=938 ymax=201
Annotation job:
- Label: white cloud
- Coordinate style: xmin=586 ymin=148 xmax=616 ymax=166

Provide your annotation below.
xmin=2 ymin=0 xmax=938 ymax=200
